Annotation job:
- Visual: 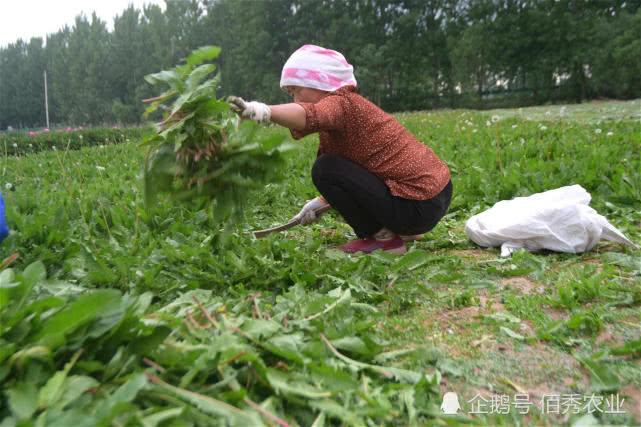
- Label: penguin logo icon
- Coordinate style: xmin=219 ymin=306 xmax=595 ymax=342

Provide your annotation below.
xmin=441 ymin=391 xmax=461 ymax=414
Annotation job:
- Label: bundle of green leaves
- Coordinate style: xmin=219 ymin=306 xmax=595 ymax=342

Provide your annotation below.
xmin=0 ymin=259 xmax=445 ymax=426
xmin=142 ymin=46 xmax=293 ymax=223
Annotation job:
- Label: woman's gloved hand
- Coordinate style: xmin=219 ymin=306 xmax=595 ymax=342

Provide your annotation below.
xmin=227 ymin=96 xmax=271 ymax=123
xmin=293 ymin=196 xmax=330 ymax=225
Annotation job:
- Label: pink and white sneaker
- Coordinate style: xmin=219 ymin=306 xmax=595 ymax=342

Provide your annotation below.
xmin=339 ymin=235 xmax=407 ymax=254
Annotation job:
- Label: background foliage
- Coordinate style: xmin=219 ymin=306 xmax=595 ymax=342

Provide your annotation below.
xmin=0 ymin=128 xmax=147 ymax=156
xmin=1 ymin=0 xmax=640 ymax=129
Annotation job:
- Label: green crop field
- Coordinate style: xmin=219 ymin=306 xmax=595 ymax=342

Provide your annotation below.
xmin=1 ymin=100 xmax=640 ymax=426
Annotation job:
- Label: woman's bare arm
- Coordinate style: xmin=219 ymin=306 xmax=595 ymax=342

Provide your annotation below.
xmin=269 ymin=103 xmax=306 ymax=130
xmin=269 ymin=103 xmax=327 ymax=204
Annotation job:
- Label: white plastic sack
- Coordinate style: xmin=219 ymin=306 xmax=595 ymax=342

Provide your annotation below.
xmin=465 ymin=185 xmax=637 ymax=257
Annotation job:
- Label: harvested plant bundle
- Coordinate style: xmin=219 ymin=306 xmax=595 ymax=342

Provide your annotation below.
xmin=142 ymin=46 xmax=293 ymax=222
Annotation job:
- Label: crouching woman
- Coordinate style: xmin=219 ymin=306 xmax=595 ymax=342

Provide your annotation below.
xmin=229 ymin=44 xmax=452 ymax=254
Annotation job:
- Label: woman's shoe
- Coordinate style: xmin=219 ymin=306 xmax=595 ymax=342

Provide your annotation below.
xmin=339 ymin=235 xmax=406 ymax=254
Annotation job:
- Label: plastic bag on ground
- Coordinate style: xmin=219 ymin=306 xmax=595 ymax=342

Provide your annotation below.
xmin=464 ymin=185 xmax=637 ymax=257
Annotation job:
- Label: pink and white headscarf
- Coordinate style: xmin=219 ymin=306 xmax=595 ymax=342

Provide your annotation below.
xmin=280 ymin=44 xmax=357 ymax=92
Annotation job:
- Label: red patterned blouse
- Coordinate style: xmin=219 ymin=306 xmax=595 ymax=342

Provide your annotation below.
xmin=290 ymin=86 xmax=450 ymax=200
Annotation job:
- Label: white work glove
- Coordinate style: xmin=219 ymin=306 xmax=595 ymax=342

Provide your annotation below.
xmin=227 ymin=96 xmax=271 ymax=123
xmin=293 ymin=197 xmax=330 ymax=225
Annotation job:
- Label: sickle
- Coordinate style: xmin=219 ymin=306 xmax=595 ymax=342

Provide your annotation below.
xmin=252 ymin=205 xmax=332 ymax=238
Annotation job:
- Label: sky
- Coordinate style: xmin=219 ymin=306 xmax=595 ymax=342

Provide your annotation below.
xmin=0 ymin=0 xmax=165 ymax=48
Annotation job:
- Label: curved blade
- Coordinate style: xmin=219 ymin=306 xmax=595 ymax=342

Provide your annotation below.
xmin=252 ymin=205 xmax=332 ymax=239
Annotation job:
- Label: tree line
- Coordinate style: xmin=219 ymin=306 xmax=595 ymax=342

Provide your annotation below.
xmin=0 ymin=0 xmax=639 ymax=129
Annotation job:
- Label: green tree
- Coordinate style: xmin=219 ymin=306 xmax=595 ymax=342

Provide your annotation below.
xmin=46 ymin=28 xmax=72 ymax=125
xmin=109 ymin=6 xmax=145 ymax=124
xmin=2 ymin=0 xmax=640 ymax=129
xmin=66 ymin=14 xmax=111 ymax=124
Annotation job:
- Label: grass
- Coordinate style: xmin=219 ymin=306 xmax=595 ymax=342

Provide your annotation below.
xmin=1 ymin=99 xmax=640 ymax=426
xmin=484 ymin=99 xmax=641 ymax=123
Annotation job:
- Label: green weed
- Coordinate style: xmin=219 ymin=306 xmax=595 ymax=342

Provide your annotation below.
xmin=1 ymin=102 xmax=640 ymax=425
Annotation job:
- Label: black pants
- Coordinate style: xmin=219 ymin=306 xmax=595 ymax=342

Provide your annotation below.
xmin=312 ymin=154 xmax=453 ymax=238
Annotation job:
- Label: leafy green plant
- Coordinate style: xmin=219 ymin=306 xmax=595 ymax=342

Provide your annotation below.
xmin=575 ymin=353 xmax=621 ymax=393
xmin=1 ymin=101 xmax=640 ymax=426
xmin=0 ymin=260 xmax=167 ymax=425
xmin=610 ymin=337 xmax=641 ymax=358
xmin=0 ymin=260 xmax=446 ymax=426
xmin=537 ymin=309 xmax=605 ymax=347
xmin=446 ymin=288 xmax=478 ymax=309
xmin=142 ymin=46 xmax=294 ymax=223
xmin=139 ymin=285 xmax=445 ymax=425
xmin=564 ymin=310 xmax=604 ymax=336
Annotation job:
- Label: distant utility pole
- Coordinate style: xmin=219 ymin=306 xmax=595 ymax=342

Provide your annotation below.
xmin=43 ymin=70 xmax=50 ymax=129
